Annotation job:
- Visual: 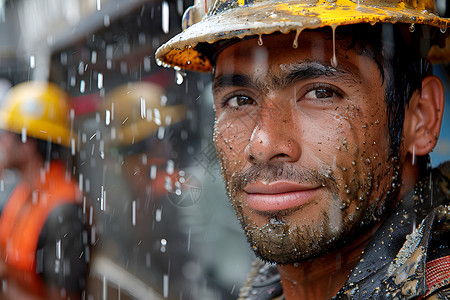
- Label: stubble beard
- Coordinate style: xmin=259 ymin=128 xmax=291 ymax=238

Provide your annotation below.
xmin=220 ymin=160 xmax=400 ymax=265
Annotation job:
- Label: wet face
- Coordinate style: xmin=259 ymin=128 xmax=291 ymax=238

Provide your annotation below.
xmin=213 ymin=32 xmax=401 ymax=264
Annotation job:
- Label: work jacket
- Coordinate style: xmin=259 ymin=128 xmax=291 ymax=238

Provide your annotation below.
xmin=0 ymin=161 xmax=89 ymax=295
xmin=239 ymin=162 xmax=450 ymax=300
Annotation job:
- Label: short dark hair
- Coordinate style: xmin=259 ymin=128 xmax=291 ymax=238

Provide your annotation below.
xmin=335 ymin=23 xmax=438 ymax=162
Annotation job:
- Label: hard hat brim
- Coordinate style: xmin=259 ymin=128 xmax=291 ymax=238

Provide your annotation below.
xmin=156 ymin=0 xmax=450 ymax=72
xmin=0 ymin=111 xmax=74 ymax=147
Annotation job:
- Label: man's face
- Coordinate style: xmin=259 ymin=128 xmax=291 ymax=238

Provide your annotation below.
xmin=213 ymin=31 xmax=401 ymax=264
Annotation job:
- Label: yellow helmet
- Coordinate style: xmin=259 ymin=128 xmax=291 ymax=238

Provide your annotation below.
xmin=156 ymin=0 xmax=450 ymax=72
xmin=104 ymin=82 xmax=187 ymax=146
xmin=0 ymin=81 xmax=74 ymax=147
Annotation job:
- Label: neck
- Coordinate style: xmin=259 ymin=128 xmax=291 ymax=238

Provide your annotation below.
xmin=278 ymin=217 xmax=383 ymax=300
xmin=278 ymin=157 xmax=421 ymax=300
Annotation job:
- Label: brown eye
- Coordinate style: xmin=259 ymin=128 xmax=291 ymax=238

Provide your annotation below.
xmin=305 ymin=88 xmax=335 ymax=99
xmin=226 ymin=95 xmax=254 ymax=107
xmin=315 ymin=89 xmax=334 ymax=99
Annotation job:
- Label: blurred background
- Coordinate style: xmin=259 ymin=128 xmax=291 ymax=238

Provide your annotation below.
xmin=0 ymin=0 xmax=254 ymax=299
xmin=0 ymin=0 xmax=448 ymax=299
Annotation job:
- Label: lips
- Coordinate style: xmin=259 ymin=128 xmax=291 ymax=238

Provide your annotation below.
xmin=244 ymin=181 xmax=321 ymax=212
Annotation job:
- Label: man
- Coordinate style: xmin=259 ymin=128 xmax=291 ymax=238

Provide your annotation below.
xmin=95 ymin=81 xmax=194 ymax=298
xmin=0 ymin=81 xmax=89 ymax=299
xmin=156 ymin=0 xmax=450 ymax=299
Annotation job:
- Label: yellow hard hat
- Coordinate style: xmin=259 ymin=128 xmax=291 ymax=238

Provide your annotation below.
xmin=104 ymin=82 xmax=187 ymax=146
xmin=0 ymin=81 xmax=74 ymax=147
xmin=156 ymin=0 xmax=450 ymax=72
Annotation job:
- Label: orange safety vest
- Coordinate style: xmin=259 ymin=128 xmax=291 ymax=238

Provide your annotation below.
xmin=0 ymin=161 xmax=81 ymax=283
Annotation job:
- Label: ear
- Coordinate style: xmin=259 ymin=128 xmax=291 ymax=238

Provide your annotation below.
xmin=403 ymin=75 xmax=445 ymax=156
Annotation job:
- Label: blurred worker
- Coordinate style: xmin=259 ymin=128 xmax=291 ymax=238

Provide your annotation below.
xmin=0 ymin=78 xmax=20 ymax=213
xmin=90 ymin=81 xmax=204 ymax=298
xmin=156 ymin=0 xmax=450 ymax=299
xmin=0 ymin=81 xmax=89 ymax=299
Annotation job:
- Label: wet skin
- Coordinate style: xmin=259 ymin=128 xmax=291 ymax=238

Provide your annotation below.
xmin=213 ymin=31 xmax=404 ymax=298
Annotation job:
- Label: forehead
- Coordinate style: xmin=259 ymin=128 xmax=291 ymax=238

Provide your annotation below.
xmin=214 ymin=31 xmax=378 ymax=82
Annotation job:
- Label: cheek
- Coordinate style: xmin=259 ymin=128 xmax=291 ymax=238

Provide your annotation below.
xmin=307 ymin=104 xmax=389 ymax=185
xmin=213 ymin=116 xmax=252 ymax=170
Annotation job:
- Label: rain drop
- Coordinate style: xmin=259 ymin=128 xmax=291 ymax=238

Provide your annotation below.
xmin=132 ymin=200 xmax=136 ymax=226
xmin=150 ymin=165 xmax=157 ymax=180
xmin=144 ymin=56 xmax=151 ymax=72
xmin=163 ymin=274 xmax=169 ymax=297
xmin=105 ymin=109 xmax=111 ymax=126
xmin=30 ymin=55 xmax=35 ymax=69
xmin=160 ymin=239 xmax=167 ymax=252
xmin=91 ymin=51 xmax=97 ymax=64
xmin=61 ymin=52 xmax=68 ymax=65
xmin=100 ymin=185 xmax=105 ymax=210
xmin=97 ymin=73 xmax=103 ymax=89
xmin=176 ymin=70 xmax=184 ymax=85
xmin=103 ymin=14 xmax=110 ymax=27
xmin=166 ymin=160 xmax=174 ymax=175
xmin=162 ymin=1 xmax=169 ymax=34
xmin=80 ymin=80 xmax=86 ymax=93
xmin=155 ymin=208 xmax=162 ymax=222
xmin=157 ymin=126 xmax=165 ymax=140
xmin=146 ymin=253 xmax=151 ymax=268
xmin=21 ymin=127 xmax=27 ymax=143
xmin=441 ymin=26 xmax=447 ymax=33
xmin=139 ymin=33 xmax=146 ymax=44
xmin=56 ymin=239 xmax=61 ymax=259
xmin=140 ymin=97 xmax=146 ymax=119
xmin=71 ymin=138 xmax=76 ymax=156
xmin=409 ymin=23 xmax=415 ymax=32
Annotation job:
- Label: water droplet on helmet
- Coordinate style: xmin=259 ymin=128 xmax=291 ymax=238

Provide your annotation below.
xmin=258 ymin=35 xmax=263 ymax=46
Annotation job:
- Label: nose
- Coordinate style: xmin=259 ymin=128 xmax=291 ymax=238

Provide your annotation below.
xmin=244 ymin=104 xmax=301 ymax=164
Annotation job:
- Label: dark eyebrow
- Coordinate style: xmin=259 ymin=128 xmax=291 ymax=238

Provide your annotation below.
xmin=278 ymin=62 xmax=346 ymax=89
xmin=213 ymin=61 xmax=353 ymax=93
xmin=212 ymin=74 xmax=256 ymax=94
